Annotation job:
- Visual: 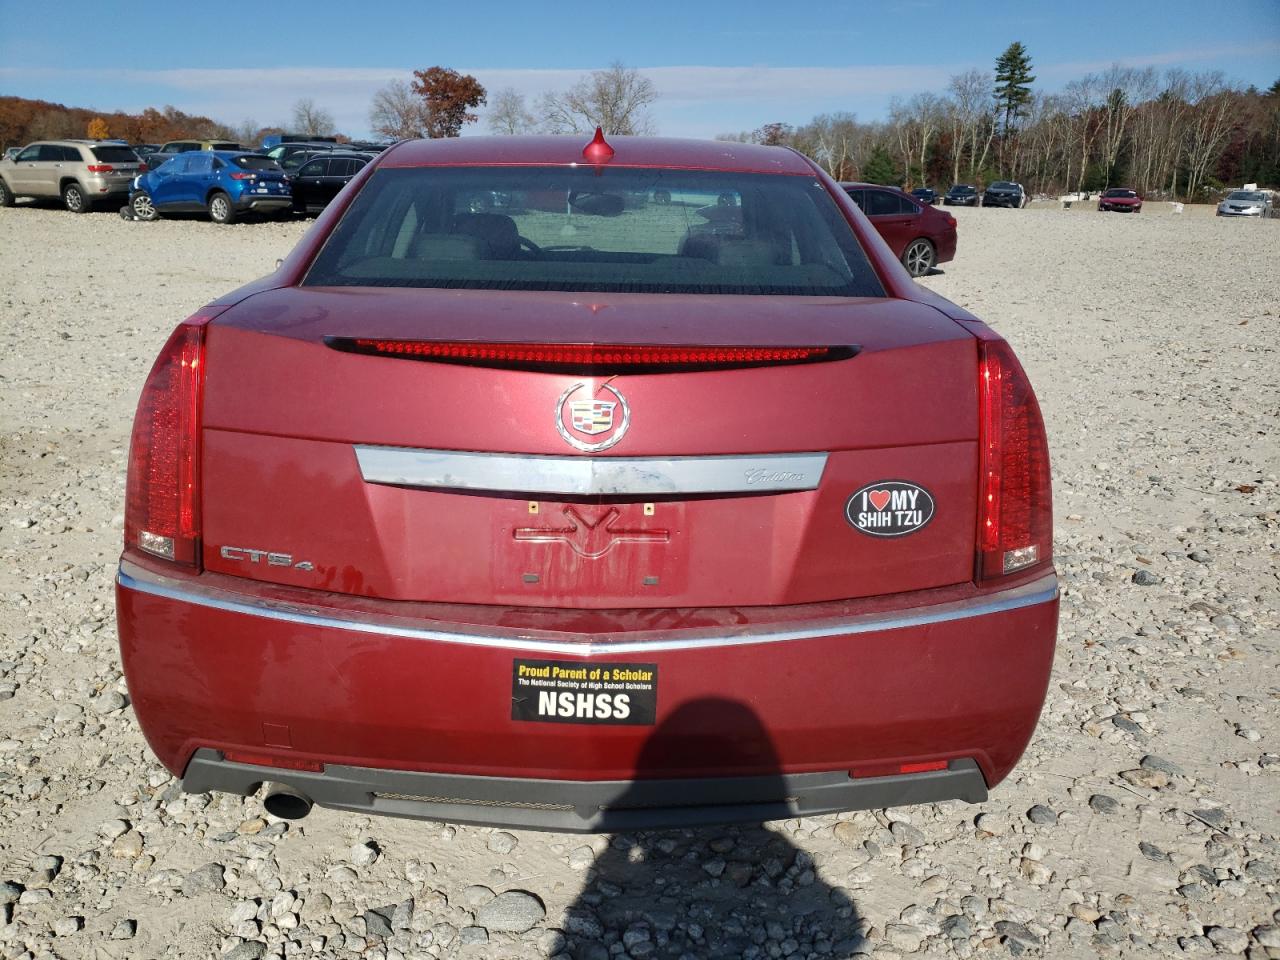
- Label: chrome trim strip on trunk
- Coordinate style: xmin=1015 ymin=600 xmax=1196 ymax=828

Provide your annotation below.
xmin=118 ymin=561 xmax=1058 ymax=656
xmin=354 ymin=446 xmax=829 ymax=496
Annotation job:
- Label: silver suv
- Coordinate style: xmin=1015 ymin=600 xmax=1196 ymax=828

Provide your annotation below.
xmin=0 ymin=140 xmax=145 ymax=213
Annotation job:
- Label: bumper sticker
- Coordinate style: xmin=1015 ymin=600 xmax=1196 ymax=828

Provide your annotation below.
xmin=512 ymin=659 xmax=657 ymax=725
xmin=845 ymin=481 xmax=935 ymax=537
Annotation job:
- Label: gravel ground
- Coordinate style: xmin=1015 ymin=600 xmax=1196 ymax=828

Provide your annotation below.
xmin=0 ymin=201 xmax=1277 ymax=960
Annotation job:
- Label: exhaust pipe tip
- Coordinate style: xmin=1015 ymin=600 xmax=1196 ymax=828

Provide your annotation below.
xmin=262 ymin=783 xmax=313 ymax=820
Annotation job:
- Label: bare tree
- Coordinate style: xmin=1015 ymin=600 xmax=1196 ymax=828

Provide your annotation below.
xmin=487 ymin=88 xmax=535 ymax=135
xmin=537 ymin=62 xmax=658 ymax=135
xmin=369 ymin=79 xmax=426 ymax=140
xmin=291 ymin=99 xmax=335 ymax=137
xmin=1096 ymin=65 xmax=1157 ymax=187
xmin=1183 ymin=72 xmax=1239 ymax=197
xmin=947 ymin=70 xmax=994 ymax=183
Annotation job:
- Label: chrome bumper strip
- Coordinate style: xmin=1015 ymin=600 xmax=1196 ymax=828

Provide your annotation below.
xmin=354 ymin=446 xmax=828 ymax=496
xmin=118 ymin=562 xmax=1058 ymax=656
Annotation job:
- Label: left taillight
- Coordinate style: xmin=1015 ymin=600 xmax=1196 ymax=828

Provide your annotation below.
xmin=124 ymin=316 xmax=212 ymax=566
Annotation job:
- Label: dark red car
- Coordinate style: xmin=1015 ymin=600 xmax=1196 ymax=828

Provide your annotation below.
xmin=1098 ymin=188 xmax=1142 ymax=213
xmin=841 ymin=182 xmax=958 ymax=277
xmin=116 ymin=133 xmax=1057 ymax=832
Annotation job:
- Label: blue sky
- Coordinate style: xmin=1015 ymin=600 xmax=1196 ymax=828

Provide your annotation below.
xmin=2 ymin=0 xmax=1277 ymax=138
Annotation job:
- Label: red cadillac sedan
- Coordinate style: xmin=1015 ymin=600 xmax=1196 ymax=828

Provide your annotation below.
xmin=116 ymin=133 xmax=1057 ymax=832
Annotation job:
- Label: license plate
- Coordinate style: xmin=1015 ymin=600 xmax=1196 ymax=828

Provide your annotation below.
xmin=511 ymin=658 xmax=657 ymax=725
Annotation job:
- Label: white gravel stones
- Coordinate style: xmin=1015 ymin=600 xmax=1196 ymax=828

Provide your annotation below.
xmin=1 ymin=203 xmax=1278 ymax=959
xmin=349 ymin=840 xmax=379 ymax=867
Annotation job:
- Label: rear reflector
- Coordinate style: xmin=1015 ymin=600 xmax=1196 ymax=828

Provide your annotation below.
xmin=852 ymin=759 xmax=950 ymax=779
xmin=224 ymin=750 xmax=324 ymax=773
xmin=977 ymin=339 xmax=1052 ymax=580
xmin=326 ymin=338 xmax=857 ymax=373
xmin=124 ymin=315 xmax=211 ymax=566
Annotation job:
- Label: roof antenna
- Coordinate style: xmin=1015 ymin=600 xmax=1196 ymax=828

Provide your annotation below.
xmin=582 ymin=126 xmax=615 ymax=164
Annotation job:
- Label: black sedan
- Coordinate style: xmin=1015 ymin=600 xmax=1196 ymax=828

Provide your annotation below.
xmin=943 ymin=184 xmax=979 ymax=206
xmin=910 ymin=187 xmax=937 ymax=205
xmin=982 ymin=181 xmax=1027 ymax=208
xmin=290 ymin=153 xmax=372 ymax=214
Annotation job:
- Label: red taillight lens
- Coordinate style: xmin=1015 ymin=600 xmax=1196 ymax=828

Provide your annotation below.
xmin=223 ymin=750 xmax=324 ymax=772
xmin=229 ymin=171 xmax=255 ymax=180
xmin=852 ymin=759 xmax=950 ymax=779
xmin=326 ymin=338 xmax=856 ymax=373
xmin=86 ymin=163 xmax=114 ymax=173
xmin=124 ymin=316 xmax=211 ymax=566
xmin=977 ymin=339 xmax=1052 ymax=580
xmin=138 ymin=162 xmax=148 ymax=173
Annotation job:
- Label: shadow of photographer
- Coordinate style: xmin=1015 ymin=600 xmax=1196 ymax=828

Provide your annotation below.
xmin=559 ymin=698 xmax=867 ymax=959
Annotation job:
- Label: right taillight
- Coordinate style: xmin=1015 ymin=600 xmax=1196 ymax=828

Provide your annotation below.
xmin=124 ymin=315 xmax=212 ymax=566
xmin=977 ymin=338 xmax=1052 ymax=581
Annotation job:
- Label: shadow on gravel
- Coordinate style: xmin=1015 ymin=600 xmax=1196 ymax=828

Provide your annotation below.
xmin=561 ymin=700 xmax=865 ymax=959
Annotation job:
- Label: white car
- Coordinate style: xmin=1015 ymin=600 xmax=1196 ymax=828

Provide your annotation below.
xmin=1216 ymin=190 xmax=1273 ymax=217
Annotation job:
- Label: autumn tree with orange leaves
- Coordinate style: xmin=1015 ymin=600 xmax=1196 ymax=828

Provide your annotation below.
xmin=410 ymin=67 xmax=487 ymax=138
xmin=87 ymin=117 xmax=109 ymax=139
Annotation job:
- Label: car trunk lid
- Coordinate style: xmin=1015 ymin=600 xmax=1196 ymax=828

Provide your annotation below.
xmin=199 ymin=287 xmax=979 ymax=608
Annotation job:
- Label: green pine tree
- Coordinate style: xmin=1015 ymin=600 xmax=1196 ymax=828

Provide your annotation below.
xmin=993 ymin=42 xmax=1035 ymax=142
xmin=862 ymin=145 xmax=898 ymax=185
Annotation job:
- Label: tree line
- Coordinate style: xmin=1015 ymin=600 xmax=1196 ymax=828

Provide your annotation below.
xmin=719 ymin=45 xmax=1280 ymax=199
xmin=4 ymin=48 xmax=1274 ymax=199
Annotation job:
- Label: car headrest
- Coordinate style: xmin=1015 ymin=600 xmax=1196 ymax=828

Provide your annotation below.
xmin=453 ymin=213 xmax=519 ymax=258
xmin=410 ymin=233 xmax=490 ymax=261
xmin=681 ymin=234 xmax=781 ymax=268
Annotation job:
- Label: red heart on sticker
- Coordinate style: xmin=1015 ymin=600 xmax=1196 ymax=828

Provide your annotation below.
xmin=868 ymin=490 xmax=891 ymax=511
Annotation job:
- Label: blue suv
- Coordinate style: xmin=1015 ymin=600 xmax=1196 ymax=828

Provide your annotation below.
xmin=129 ymin=151 xmax=291 ymax=224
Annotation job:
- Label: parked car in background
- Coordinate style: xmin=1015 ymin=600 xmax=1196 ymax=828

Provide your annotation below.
xmin=148 ymin=139 xmax=246 ymax=169
xmin=943 ymin=184 xmax=979 ymax=206
xmin=260 ymin=133 xmax=338 ymax=151
xmin=116 ymin=133 xmax=1056 ymax=831
xmin=1097 ymin=188 xmax=1142 ymax=213
xmin=910 ymin=187 xmax=937 ymax=205
xmin=132 ymin=144 xmax=161 ymax=160
xmin=290 ymin=153 xmax=372 ymax=213
xmin=841 ymin=182 xmax=958 ymax=276
xmin=982 ymin=181 xmax=1027 ymax=208
xmin=0 ymin=140 xmax=144 ymax=212
xmin=129 ymin=151 xmax=290 ymax=224
xmin=1216 ymin=190 xmax=1273 ymax=217
xmin=159 ymin=139 xmax=244 ymax=154
xmin=267 ymin=142 xmax=345 ymax=173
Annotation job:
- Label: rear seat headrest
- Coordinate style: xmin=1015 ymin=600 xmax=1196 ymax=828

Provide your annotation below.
xmin=453 ymin=213 xmax=520 ymax=258
xmin=410 ymin=233 xmax=490 ymax=261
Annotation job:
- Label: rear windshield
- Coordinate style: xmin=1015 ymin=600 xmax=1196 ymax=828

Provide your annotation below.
xmin=304 ymin=166 xmax=884 ymax=297
xmin=233 ymin=155 xmax=283 ymax=171
xmin=91 ymin=146 xmax=138 ymax=163
xmin=210 ymin=142 xmax=241 ymax=151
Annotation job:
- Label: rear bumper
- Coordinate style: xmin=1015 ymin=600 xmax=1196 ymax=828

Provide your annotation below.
xmin=116 ymin=559 xmax=1058 ymax=828
xmin=234 ymin=195 xmax=292 ymax=211
xmin=184 ymin=749 xmax=988 ymax=832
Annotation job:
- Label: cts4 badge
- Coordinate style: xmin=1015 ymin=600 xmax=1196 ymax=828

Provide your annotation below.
xmin=846 ymin=481 xmax=936 ymax=537
xmin=556 ymin=381 xmax=630 ymax=451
